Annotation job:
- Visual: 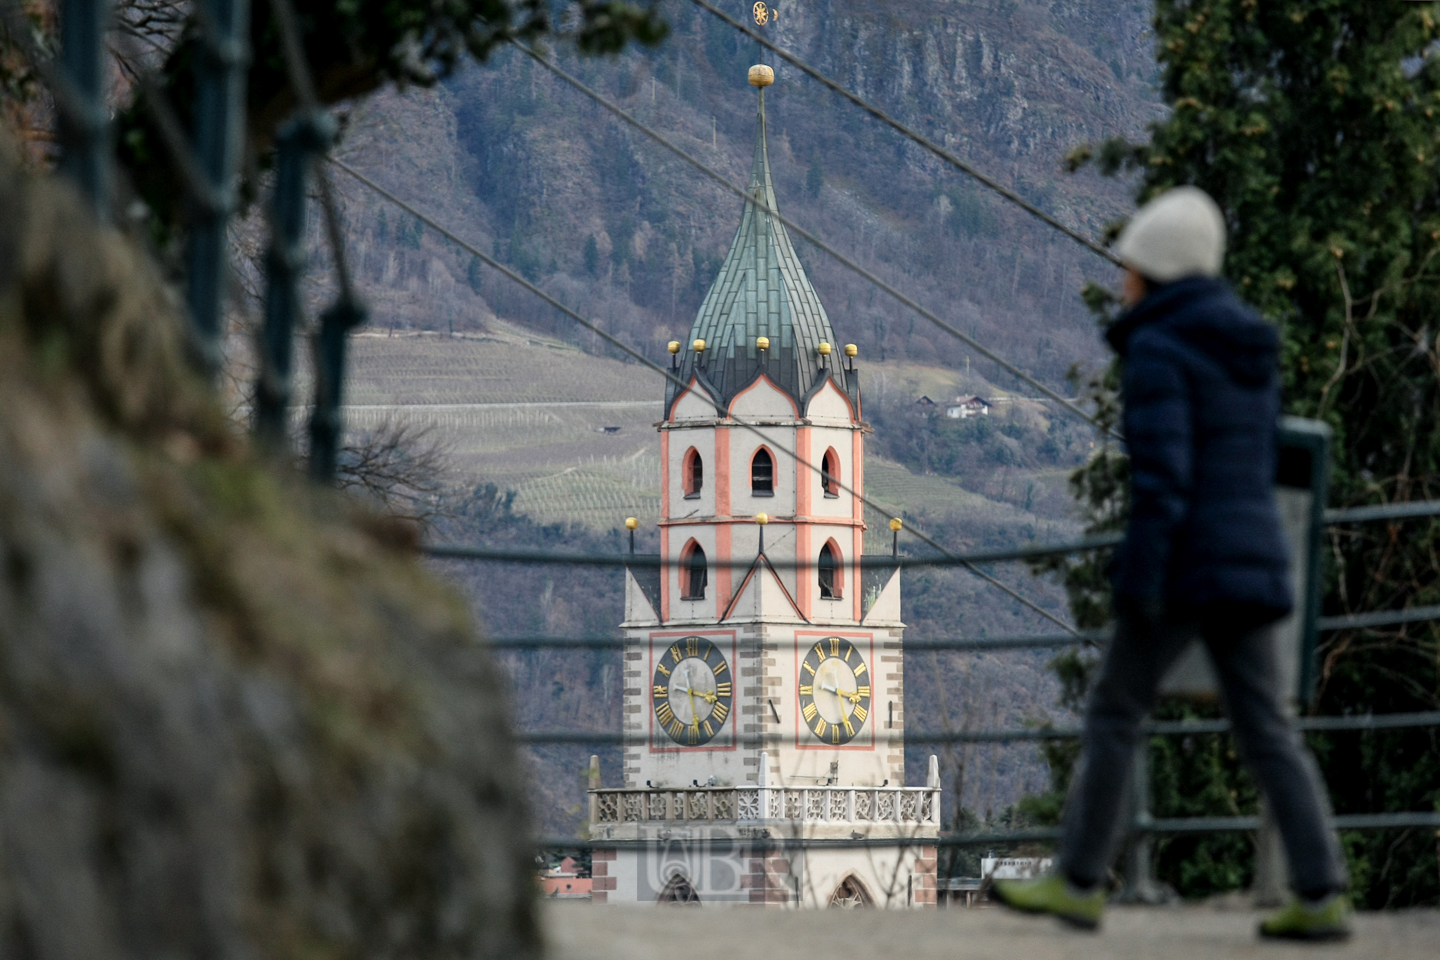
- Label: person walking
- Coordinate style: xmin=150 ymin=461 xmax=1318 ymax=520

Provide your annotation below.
xmin=992 ymin=187 xmax=1351 ymax=940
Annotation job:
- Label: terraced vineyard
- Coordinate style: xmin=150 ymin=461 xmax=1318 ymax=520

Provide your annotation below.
xmin=510 ymin=466 xmax=662 ymax=532
xmin=346 ymin=324 xmax=659 ymax=405
xmin=340 ymin=332 xmax=1080 ymax=553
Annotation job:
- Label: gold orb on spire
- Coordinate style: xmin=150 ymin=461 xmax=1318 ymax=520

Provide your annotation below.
xmin=748 ymin=64 xmax=774 ymax=88
xmin=844 ymin=343 xmax=858 ymax=358
xmin=625 ymin=517 xmax=639 ymax=531
xmin=817 ymin=342 xmax=832 ymax=356
xmin=668 ymin=340 xmax=681 ymax=355
xmin=890 ymin=517 xmax=903 ymax=532
xmin=756 ymin=335 xmax=770 ymax=350
xmin=755 ymin=512 xmax=769 ymax=526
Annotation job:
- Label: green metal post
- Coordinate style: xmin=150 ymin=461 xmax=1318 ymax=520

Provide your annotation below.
xmin=58 ymin=0 xmax=110 ymax=215
xmin=186 ymin=0 xmax=250 ymax=375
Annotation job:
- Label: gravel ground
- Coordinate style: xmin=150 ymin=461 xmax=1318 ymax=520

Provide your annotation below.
xmin=545 ymin=901 xmax=1440 ymax=960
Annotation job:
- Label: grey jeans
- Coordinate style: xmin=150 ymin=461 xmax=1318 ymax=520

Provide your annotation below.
xmin=1059 ymin=611 xmax=1348 ymax=898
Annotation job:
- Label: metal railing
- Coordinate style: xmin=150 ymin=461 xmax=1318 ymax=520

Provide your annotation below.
xmin=429 ymin=497 xmax=1440 ymax=865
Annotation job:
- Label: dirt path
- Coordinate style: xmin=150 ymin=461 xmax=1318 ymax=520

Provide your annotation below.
xmin=545 ymin=901 xmax=1440 ymax=960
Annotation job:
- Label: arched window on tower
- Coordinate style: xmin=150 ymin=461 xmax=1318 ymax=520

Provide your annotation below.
xmin=683 ymin=447 xmax=703 ymax=499
xmin=819 ymin=542 xmax=841 ymax=599
xmin=751 ymin=448 xmax=774 ymax=496
xmin=683 ymin=542 xmax=708 ymax=600
xmin=821 ymin=448 xmax=840 ymax=498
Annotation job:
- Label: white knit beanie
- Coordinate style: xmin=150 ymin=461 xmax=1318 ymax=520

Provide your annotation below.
xmin=1114 ymin=186 xmax=1227 ymax=282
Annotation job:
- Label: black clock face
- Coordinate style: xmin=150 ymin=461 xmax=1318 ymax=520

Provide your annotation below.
xmin=798 ymin=637 xmax=871 ymax=744
xmin=652 ymin=637 xmax=733 ymax=745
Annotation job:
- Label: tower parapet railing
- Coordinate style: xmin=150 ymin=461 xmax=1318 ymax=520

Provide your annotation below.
xmin=589 ymin=783 xmax=941 ymax=828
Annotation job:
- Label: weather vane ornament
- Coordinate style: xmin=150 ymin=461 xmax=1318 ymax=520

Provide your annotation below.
xmin=753 ymin=2 xmax=772 ymax=26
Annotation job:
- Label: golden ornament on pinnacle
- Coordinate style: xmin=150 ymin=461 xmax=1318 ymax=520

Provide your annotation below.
xmin=625 ymin=517 xmax=639 ymax=531
xmin=748 ymin=64 xmax=774 ymax=88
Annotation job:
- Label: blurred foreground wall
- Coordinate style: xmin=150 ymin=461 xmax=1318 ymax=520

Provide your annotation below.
xmin=0 ymin=136 xmax=540 ymax=958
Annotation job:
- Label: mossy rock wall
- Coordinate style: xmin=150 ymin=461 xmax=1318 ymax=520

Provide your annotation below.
xmin=0 ymin=139 xmax=540 ymax=958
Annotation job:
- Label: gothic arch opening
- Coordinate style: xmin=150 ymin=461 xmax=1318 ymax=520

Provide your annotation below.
xmin=681 ymin=540 xmax=708 ymax=600
xmin=750 ymin=447 xmax=774 ymax=496
xmin=657 ymin=873 xmax=701 ymax=905
xmin=821 ymin=447 xmax=840 ymax=498
xmin=683 ymin=447 xmax=703 ymax=498
xmin=818 ymin=540 xmax=842 ymax=599
xmin=827 ymin=874 xmax=873 ymax=908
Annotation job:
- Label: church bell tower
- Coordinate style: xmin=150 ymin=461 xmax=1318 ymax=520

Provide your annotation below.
xmin=588 ymin=65 xmax=939 ymax=909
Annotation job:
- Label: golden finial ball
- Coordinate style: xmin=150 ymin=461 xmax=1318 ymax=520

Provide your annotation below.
xmin=817 ymin=342 xmax=832 ymax=356
xmin=844 ymin=343 xmax=858 ymax=358
xmin=625 ymin=517 xmax=639 ymax=531
xmin=748 ymin=64 xmax=774 ymax=88
xmin=755 ymin=512 xmax=769 ymax=525
xmin=756 ymin=336 xmax=770 ymax=350
xmin=693 ymin=338 xmax=706 ymax=352
xmin=889 ymin=518 xmax=903 ymax=532
xmin=668 ymin=340 xmax=681 ymax=355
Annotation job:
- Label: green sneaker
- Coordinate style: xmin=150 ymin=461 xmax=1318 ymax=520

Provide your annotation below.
xmin=991 ymin=874 xmax=1105 ymax=930
xmin=1258 ymin=894 xmax=1353 ymax=941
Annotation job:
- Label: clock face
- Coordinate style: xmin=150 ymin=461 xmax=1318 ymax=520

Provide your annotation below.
xmin=798 ymin=637 xmax=871 ymax=745
xmin=653 ymin=637 xmax=733 ymax=746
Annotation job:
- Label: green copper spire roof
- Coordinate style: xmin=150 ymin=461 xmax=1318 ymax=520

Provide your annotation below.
xmin=666 ymin=82 xmax=853 ymax=418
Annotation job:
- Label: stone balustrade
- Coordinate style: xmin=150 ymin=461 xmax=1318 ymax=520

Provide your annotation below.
xmin=589 ymin=785 xmax=940 ymax=827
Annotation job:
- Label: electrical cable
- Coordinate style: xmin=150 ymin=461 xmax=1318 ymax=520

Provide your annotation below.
xmin=329 ymin=156 xmax=1078 ymax=633
xmin=516 ymin=42 xmax=1115 ymax=441
xmin=688 ymin=0 xmax=1125 ymax=268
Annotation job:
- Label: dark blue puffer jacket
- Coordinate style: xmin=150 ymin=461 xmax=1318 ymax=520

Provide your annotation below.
xmin=1106 ymin=275 xmax=1292 ymax=620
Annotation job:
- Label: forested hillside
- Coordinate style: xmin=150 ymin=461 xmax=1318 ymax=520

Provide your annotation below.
xmin=329 ymin=0 xmax=1159 ymax=386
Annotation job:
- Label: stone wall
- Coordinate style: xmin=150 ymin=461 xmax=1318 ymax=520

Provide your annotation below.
xmin=0 ymin=135 xmax=539 ymax=958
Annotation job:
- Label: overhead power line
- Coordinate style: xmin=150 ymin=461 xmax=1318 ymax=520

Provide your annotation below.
xmin=688 ymin=0 xmax=1125 ymax=268
xmin=514 ymin=44 xmax=1115 ymax=442
xmin=328 ymin=157 xmax=1077 ymax=634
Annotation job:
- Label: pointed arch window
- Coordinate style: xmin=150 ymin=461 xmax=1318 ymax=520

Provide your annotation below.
xmin=658 ymin=874 xmax=701 ymax=905
xmin=819 ymin=542 xmax=841 ymax=599
xmin=828 ymin=875 xmax=872 ymax=908
xmin=821 ymin=448 xmax=840 ymax=498
xmin=751 ymin=448 xmax=774 ymax=496
xmin=683 ymin=542 xmax=708 ymax=600
xmin=683 ymin=447 xmax=703 ymax=499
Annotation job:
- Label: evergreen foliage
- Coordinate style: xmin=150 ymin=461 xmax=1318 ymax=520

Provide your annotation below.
xmin=1036 ymin=0 xmax=1440 ymax=906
